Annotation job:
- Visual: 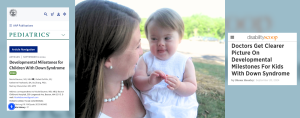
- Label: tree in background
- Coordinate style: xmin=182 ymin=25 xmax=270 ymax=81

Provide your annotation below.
xmin=140 ymin=14 xmax=225 ymax=40
xmin=140 ymin=18 xmax=147 ymax=38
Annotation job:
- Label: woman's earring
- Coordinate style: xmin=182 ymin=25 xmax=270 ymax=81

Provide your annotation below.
xmin=109 ymin=66 xmax=113 ymax=69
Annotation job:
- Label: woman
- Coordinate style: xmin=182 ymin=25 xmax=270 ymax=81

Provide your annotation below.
xmin=75 ymin=1 xmax=147 ymax=118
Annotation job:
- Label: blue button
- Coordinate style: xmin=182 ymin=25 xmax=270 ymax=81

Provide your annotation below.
xmin=8 ymin=103 xmax=15 ymax=110
xmin=9 ymin=46 xmax=38 ymax=53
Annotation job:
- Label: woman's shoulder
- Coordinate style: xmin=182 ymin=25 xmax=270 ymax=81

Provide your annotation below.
xmin=99 ymin=111 xmax=149 ymax=118
xmin=99 ymin=83 xmax=147 ymax=118
xmin=98 ymin=112 xmax=111 ymax=118
xmin=131 ymin=82 xmax=151 ymax=118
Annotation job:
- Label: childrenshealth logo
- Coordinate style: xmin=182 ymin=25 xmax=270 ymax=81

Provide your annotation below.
xmin=247 ymin=35 xmax=278 ymax=41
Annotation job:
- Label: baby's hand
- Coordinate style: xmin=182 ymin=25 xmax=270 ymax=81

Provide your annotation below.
xmin=149 ymin=70 xmax=166 ymax=86
xmin=165 ymin=75 xmax=181 ymax=90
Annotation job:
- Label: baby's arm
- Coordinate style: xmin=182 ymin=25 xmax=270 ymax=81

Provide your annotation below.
xmin=133 ymin=57 xmax=166 ymax=92
xmin=165 ymin=58 xmax=197 ymax=96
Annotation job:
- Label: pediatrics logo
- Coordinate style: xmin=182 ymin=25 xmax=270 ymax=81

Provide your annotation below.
xmin=9 ymin=32 xmax=50 ymax=37
xmin=247 ymin=35 xmax=278 ymax=41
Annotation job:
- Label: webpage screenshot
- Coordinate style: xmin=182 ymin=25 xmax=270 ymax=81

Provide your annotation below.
xmin=7 ymin=7 xmax=69 ymax=111
xmin=228 ymin=33 xmax=297 ymax=85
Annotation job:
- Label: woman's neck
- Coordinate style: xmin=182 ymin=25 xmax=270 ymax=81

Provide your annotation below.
xmin=103 ymin=75 xmax=122 ymax=99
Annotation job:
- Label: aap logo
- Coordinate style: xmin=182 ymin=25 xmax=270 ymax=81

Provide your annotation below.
xmin=10 ymin=9 xmax=17 ymax=17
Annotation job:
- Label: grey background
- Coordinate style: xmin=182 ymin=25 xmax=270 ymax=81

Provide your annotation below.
xmin=0 ymin=0 xmax=75 ymax=118
xmin=226 ymin=0 xmax=300 ymax=118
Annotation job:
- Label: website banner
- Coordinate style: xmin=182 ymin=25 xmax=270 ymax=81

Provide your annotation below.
xmin=7 ymin=7 xmax=69 ymax=111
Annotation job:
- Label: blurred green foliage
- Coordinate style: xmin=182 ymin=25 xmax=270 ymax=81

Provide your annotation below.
xmin=140 ymin=14 xmax=225 ymax=40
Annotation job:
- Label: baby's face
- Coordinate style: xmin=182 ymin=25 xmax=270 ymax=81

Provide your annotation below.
xmin=147 ymin=21 xmax=181 ymax=60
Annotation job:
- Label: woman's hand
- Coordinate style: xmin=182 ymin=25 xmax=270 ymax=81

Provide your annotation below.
xmin=148 ymin=70 xmax=167 ymax=86
xmin=165 ymin=75 xmax=181 ymax=90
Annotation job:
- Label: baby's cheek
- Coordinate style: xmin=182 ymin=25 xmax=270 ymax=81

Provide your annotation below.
xmin=168 ymin=45 xmax=176 ymax=53
xmin=150 ymin=44 xmax=156 ymax=50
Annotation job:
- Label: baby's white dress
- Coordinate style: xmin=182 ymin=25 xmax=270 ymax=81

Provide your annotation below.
xmin=141 ymin=52 xmax=199 ymax=118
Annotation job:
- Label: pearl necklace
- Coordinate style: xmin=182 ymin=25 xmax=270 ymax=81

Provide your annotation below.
xmin=104 ymin=81 xmax=124 ymax=102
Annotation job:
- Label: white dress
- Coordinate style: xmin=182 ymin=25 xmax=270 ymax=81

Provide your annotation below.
xmin=141 ymin=52 xmax=199 ymax=118
xmin=98 ymin=79 xmax=150 ymax=118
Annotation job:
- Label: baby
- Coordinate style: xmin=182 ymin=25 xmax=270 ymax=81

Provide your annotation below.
xmin=133 ymin=8 xmax=199 ymax=118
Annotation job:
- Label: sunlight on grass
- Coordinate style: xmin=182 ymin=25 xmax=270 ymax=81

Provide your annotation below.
xmin=193 ymin=60 xmax=225 ymax=118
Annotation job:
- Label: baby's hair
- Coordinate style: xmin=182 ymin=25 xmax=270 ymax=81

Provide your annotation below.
xmin=145 ymin=8 xmax=184 ymax=39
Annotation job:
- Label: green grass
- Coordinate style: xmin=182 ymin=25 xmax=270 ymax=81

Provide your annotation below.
xmin=193 ymin=60 xmax=225 ymax=118
xmin=193 ymin=61 xmax=225 ymax=82
xmin=196 ymin=91 xmax=225 ymax=118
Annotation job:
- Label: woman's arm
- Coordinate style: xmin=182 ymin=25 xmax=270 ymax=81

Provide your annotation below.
xmin=165 ymin=59 xmax=197 ymax=96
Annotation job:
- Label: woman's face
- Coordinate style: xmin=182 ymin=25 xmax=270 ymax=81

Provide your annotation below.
xmin=111 ymin=26 xmax=143 ymax=79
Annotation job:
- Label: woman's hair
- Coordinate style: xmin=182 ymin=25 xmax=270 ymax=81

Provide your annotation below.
xmin=144 ymin=8 xmax=184 ymax=39
xmin=75 ymin=1 xmax=140 ymax=118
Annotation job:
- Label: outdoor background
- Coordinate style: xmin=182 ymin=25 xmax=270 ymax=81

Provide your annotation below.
xmin=111 ymin=0 xmax=226 ymax=118
xmin=85 ymin=0 xmax=223 ymax=117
